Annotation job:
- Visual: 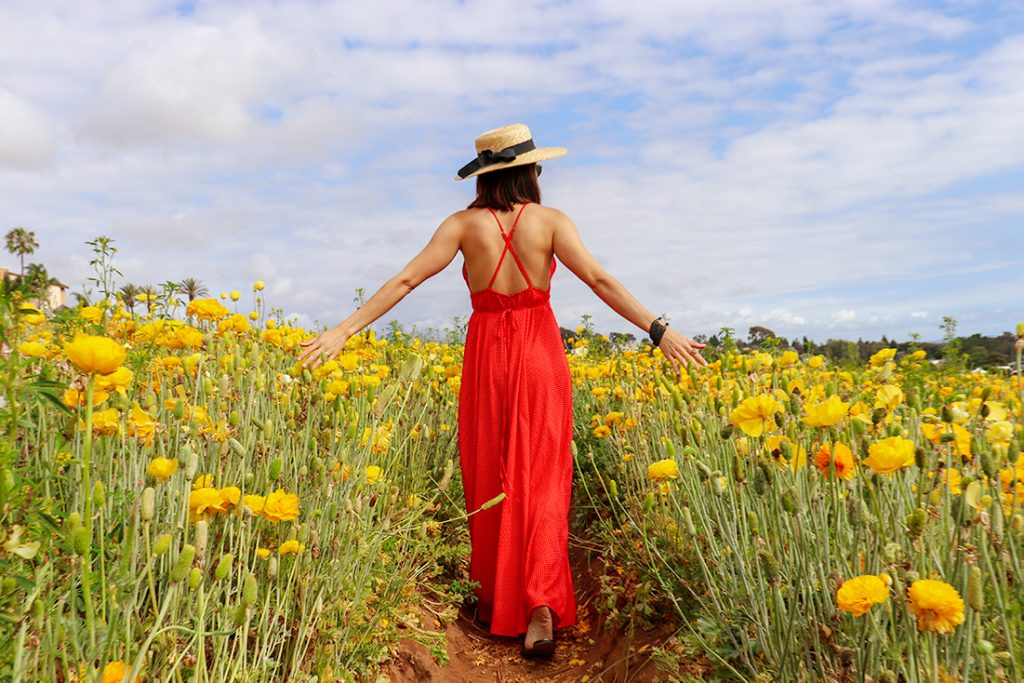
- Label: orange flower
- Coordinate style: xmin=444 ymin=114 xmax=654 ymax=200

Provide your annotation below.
xmin=814 ymin=442 xmax=856 ymax=480
xmin=836 ymin=575 xmax=889 ymax=616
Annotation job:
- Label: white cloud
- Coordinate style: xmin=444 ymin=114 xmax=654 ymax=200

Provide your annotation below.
xmin=0 ymin=88 xmax=55 ymax=169
xmin=832 ymin=309 xmax=857 ymax=323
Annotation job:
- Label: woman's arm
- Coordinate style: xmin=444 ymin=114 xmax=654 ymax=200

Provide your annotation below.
xmin=297 ymin=214 xmax=464 ymax=370
xmin=551 ymin=210 xmax=707 ymax=371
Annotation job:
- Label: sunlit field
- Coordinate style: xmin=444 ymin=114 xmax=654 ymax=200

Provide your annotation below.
xmin=2 ymin=260 xmax=1022 ymax=681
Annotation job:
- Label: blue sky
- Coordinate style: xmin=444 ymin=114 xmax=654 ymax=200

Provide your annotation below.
xmin=1 ymin=0 xmax=1022 ymax=342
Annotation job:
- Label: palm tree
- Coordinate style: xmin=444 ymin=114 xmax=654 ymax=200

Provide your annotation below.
xmin=5 ymin=227 xmax=39 ymax=275
xmin=138 ymin=284 xmax=159 ymax=315
xmin=118 ymin=283 xmax=141 ymax=314
xmin=179 ymin=277 xmax=209 ymax=302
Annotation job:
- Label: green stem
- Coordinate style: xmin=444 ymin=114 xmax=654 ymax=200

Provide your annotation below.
xmin=80 ymin=375 xmax=97 ymax=651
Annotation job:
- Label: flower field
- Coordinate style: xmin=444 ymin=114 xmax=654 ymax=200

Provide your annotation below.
xmin=2 ymin=276 xmax=1022 ymax=681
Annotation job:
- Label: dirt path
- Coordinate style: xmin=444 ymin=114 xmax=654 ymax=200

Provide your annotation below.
xmin=379 ymin=541 xmax=696 ymax=682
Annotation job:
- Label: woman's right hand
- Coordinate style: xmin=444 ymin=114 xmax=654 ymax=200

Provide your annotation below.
xmin=657 ymin=327 xmax=708 ymax=373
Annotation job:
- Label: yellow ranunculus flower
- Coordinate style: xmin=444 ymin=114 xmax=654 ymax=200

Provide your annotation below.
xmin=186 ymin=297 xmax=230 ymax=322
xmin=18 ymin=340 xmax=47 ymax=357
xmin=243 ymin=494 xmax=267 ymax=515
xmin=864 ymin=436 xmax=916 ymax=475
xmin=219 ymin=486 xmax=241 ymax=511
xmin=729 ymin=394 xmax=782 ymax=437
xmin=802 ymin=395 xmax=850 ymax=428
xmin=94 ymin=366 xmax=133 ymax=395
xmin=779 ymin=350 xmax=799 ymax=366
xmin=63 ymin=333 xmax=127 ymax=375
xmin=836 ymin=575 xmax=889 ymax=616
xmin=907 ymin=579 xmax=965 ymax=634
xmin=253 ymin=280 xmax=265 ymax=291
xmin=365 ymin=465 xmax=383 ymax=484
xmin=79 ymin=306 xmax=103 ymax=323
xmin=874 ymin=384 xmax=904 ymax=411
xmin=128 ymin=404 xmax=159 ymax=446
xmin=189 ymin=487 xmax=227 ymax=522
xmin=102 ymin=661 xmax=140 ymax=683
xmin=147 ymin=456 xmax=179 ymax=481
xmin=262 ymin=489 xmax=300 ymax=522
xmin=647 ymin=458 xmax=679 ymax=482
xmin=193 ymin=474 xmax=214 ymax=490
xmin=279 ymin=539 xmax=305 ymax=555
xmin=63 ymin=386 xmax=110 ymax=407
xmin=19 ymin=303 xmax=45 ymax=325
xmin=592 ymin=424 xmax=611 ymax=438
xmin=79 ymin=407 xmax=121 ymax=436
xmin=986 ymin=421 xmax=1014 ymax=452
xmin=807 ymin=355 xmax=825 ymax=369
xmin=869 ymin=348 xmax=897 ymax=366
xmin=230 ymin=290 xmax=241 ymax=301
xmin=765 ymin=435 xmax=807 ymax=472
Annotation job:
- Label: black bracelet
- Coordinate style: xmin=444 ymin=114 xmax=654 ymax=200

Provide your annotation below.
xmin=649 ymin=315 xmax=668 ymax=346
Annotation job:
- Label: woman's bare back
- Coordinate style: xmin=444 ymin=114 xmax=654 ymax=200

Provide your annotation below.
xmin=458 ymin=203 xmax=557 ymax=296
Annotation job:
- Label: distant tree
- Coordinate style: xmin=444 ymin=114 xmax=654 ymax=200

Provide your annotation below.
xmin=138 ymin=284 xmax=159 ymax=314
xmin=5 ymin=227 xmax=39 ymax=275
xmin=748 ymin=325 xmax=776 ymax=346
xmin=118 ymin=283 xmax=141 ymax=314
xmin=179 ymin=277 xmax=209 ymax=302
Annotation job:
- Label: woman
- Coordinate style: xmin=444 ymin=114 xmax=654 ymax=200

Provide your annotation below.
xmin=296 ymin=123 xmax=707 ymax=659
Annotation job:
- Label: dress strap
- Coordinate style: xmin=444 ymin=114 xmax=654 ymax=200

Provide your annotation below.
xmin=485 ymin=203 xmax=533 ymax=291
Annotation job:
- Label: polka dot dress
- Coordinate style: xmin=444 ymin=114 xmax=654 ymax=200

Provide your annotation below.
xmin=458 ymin=202 xmax=577 ymax=637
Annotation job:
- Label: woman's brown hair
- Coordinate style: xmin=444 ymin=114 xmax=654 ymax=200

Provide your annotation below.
xmin=467 ymin=164 xmax=541 ymax=212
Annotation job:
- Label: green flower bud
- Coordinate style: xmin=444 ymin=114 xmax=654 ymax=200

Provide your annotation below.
xmin=269 ymin=457 xmax=283 ymax=481
xmin=194 ymin=520 xmax=209 ymax=558
xmin=72 ymin=526 xmax=91 ymax=556
xmin=262 ymin=419 xmax=274 ymax=438
xmin=747 ymin=510 xmax=760 ymax=535
xmin=219 ymin=374 xmax=230 ymax=395
xmin=1012 ymin=514 xmax=1024 ymax=540
xmin=681 ymin=506 xmax=697 ymax=535
xmin=967 ymin=566 xmax=984 ymax=611
xmin=980 ymin=386 xmax=992 ymax=401
xmin=228 ymin=438 xmax=246 ymax=458
xmin=188 ymin=566 xmax=202 ymax=589
xmin=906 ymin=508 xmax=927 ymax=538
xmin=878 ymin=670 xmax=898 ymax=683
xmin=977 ymin=640 xmax=995 ymax=655
xmin=773 ymin=412 xmax=785 ymax=429
xmin=229 ymin=410 xmax=240 ymax=428
xmin=243 ymin=573 xmax=258 ymax=606
xmin=903 ymin=569 xmax=920 ymax=584
xmin=882 ymin=542 xmax=903 ymax=564
xmin=140 ymin=487 xmax=155 ymax=522
xmin=781 ymin=487 xmax=798 ymax=514
xmin=173 ymin=398 xmax=185 ymax=420
xmin=153 ymin=533 xmax=172 ymax=556
xmin=941 ymin=406 xmax=953 ymax=423
xmin=664 ymin=441 xmax=676 ymax=458
xmin=608 ymin=479 xmax=619 ymax=499
xmin=915 ymin=447 xmax=928 ymax=470
xmin=184 ymin=447 xmax=198 ymax=480
xmin=93 ymin=480 xmax=105 ymax=507
xmin=757 ymin=548 xmax=779 ymax=583
xmin=268 ymin=557 xmax=279 ymax=579
xmin=871 ymin=408 xmax=886 ymax=425
xmin=642 ymin=491 xmax=655 ymax=513
xmin=980 ymin=403 xmax=991 ymax=419
xmin=171 ymin=544 xmax=196 ymax=582
xmin=720 ymin=425 xmax=734 ymax=439
xmin=233 ymin=602 xmax=249 ymax=627
xmin=980 ymin=451 xmax=996 ymax=478
xmin=214 ymin=554 xmax=234 ymax=581
xmin=939 ymin=432 xmax=956 ymax=444
xmin=66 ymin=511 xmax=82 ymax=533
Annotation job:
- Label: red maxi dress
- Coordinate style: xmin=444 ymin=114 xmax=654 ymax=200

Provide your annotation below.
xmin=458 ymin=202 xmax=577 ymax=637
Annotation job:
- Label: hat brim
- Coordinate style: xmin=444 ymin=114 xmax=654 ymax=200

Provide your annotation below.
xmin=455 ymin=146 xmax=566 ymax=181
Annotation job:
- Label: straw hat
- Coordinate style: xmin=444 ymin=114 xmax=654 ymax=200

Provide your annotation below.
xmin=455 ymin=123 xmax=566 ymax=181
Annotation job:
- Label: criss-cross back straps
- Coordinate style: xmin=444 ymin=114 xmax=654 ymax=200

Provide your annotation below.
xmin=485 ymin=202 xmax=532 ymax=291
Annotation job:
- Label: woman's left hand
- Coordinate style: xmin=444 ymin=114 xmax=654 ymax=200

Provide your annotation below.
xmin=297 ymin=325 xmax=350 ymax=371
